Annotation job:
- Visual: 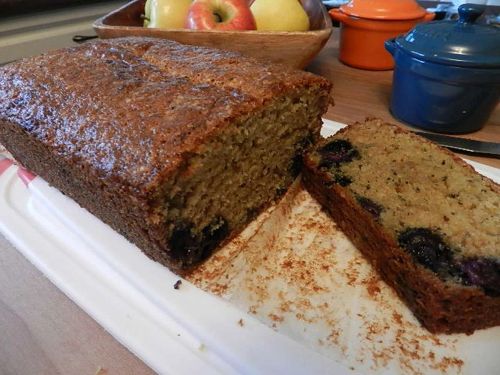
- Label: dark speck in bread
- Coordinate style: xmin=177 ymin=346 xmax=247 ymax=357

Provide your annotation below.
xmin=201 ymin=216 xmax=229 ymax=260
xmin=457 ymin=257 xmax=500 ymax=297
xmin=169 ymin=220 xmax=201 ymax=265
xmin=290 ymin=153 xmax=303 ymax=177
xmin=169 ymin=216 xmax=229 ymax=266
xmin=334 ymin=172 xmax=352 ymax=186
xmin=356 ymin=196 xmax=383 ymax=220
xmin=290 ymin=134 xmax=316 ymax=177
xmin=398 ymin=228 xmax=454 ymax=274
xmin=319 ymin=139 xmax=359 ymax=168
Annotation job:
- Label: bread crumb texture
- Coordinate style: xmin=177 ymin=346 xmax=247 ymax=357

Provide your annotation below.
xmin=309 ymin=119 xmax=499 ymax=260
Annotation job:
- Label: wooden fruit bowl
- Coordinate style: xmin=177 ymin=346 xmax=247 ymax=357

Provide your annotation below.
xmin=93 ymin=0 xmax=333 ymax=69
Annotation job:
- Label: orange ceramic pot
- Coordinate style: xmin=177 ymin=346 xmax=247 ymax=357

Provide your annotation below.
xmin=329 ymin=0 xmax=434 ymax=70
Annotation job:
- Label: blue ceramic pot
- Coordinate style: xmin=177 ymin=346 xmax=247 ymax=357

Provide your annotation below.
xmin=385 ymin=4 xmax=500 ymax=134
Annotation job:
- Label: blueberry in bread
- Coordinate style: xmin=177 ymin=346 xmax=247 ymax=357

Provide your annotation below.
xmin=303 ymin=118 xmax=500 ymax=334
xmin=0 ymin=37 xmax=332 ymax=271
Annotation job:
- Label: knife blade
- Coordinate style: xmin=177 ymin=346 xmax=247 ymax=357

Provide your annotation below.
xmin=415 ymin=132 xmax=500 ymax=158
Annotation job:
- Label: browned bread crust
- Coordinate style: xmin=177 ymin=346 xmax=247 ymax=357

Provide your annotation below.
xmin=303 ymin=119 xmax=500 ymax=334
xmin=0 ymin=37 xmax=332 ymax=271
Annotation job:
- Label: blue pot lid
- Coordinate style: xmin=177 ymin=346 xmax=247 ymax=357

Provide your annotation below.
xmin=394 ymin=4 xmax=500 ymax=68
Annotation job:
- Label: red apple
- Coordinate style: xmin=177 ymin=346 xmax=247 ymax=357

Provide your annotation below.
xmin=185 ymin=0 xmax=256 ymax=31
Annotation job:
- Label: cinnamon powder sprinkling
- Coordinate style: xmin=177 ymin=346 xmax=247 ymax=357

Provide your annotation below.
xmin=187 ymin=185 xmax=474 ymax=374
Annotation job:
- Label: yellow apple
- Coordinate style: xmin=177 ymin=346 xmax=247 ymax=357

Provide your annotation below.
xmin=250 ymin=0 xmax=309 ymax=31
xmin=144 ymin=0 xmax=192 ymax=29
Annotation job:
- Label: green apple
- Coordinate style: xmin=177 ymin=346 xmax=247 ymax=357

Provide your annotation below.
xmin=250 ymin=0 xmax=309 ymax=31
xmin=144 ymin=0 xmax=152 ymax=27
xmin=144 ymin=0 xmax=192 ymax=29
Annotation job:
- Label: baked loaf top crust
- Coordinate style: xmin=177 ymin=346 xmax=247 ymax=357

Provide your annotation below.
xmin=0 ymin=37 xmax=331 ymax=198
xmin=306 ymin=119 xmax=499 ymax=296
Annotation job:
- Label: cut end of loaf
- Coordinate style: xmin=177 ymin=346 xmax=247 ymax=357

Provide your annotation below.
xmin=157 ymin=88 xmax=328 ymax=269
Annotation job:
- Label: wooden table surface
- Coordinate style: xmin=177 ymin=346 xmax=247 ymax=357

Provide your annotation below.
xmin=1 ymin=29 xmax=499 ymax=375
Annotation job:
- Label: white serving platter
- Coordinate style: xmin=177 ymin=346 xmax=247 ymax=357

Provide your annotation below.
xmin=0 ymin=119 xmax=498 ymax=374
xmin=0 ymin=121 xmax=356 ymax=375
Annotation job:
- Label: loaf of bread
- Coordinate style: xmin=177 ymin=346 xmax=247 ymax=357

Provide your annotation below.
xmin=0 ymin=37 xmax=332 ymax=271
xmin=303 ymin=119 xmax=500 ymax=334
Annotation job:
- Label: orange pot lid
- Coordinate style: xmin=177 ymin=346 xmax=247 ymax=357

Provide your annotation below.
xmin=340 ymin=0 xmax=427 ymax=20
